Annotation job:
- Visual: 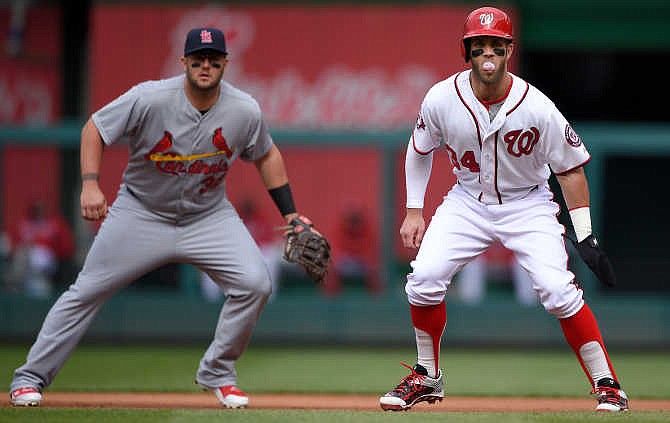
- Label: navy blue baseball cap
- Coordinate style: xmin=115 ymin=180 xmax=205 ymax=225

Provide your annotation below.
xmin=184 ymin=28 xmax=227 ymax=56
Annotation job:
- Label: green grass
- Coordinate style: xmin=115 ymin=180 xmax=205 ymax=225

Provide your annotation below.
xmin=1 ymin=408 xmax=669 ymax=423
xmin=1 ymin=345 xmax=669 ymax=398
xmin=1 ymin=345 xmax=669 ymax=422
xmin=0 ymin=408 xmax=669 ymax=423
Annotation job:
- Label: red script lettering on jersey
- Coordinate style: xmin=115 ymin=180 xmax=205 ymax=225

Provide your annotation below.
xmin=144 ymin=130 xmax=231 ymax=177
xmin=503 ymin=127 xmax=540 ymax=157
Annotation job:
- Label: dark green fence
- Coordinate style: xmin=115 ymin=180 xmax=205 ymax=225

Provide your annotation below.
xmin=1 ymin=123 xmax=669 ymax=347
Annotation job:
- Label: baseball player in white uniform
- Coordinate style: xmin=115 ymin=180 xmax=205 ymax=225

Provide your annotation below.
xmin=379 ymin=7 xmax=628 ymax=412
xmin=10 ymin=27 xmax=316 ymax=409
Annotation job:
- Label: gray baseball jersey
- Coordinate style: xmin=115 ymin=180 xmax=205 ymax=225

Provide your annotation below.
xmin=92 ymin=75 xmax=273 ymax=218
xmin=11 ymin=76 xmax=274 ymax=394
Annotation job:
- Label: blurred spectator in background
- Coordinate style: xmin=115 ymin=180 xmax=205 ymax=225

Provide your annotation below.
xmin=4 ymin=0 xmax=31 ymax=57
xmin=201 ymin=198 xmax=283 ymax=302
xmin=0 ymin=230 xmax=11 ymax=290
xmin=456 ymin=242 xmax=537 ymax=306
xmin=7 ymin=200 xmax=74 ymax=298
xmin=322 ymin=208 xmax=382 ymax=296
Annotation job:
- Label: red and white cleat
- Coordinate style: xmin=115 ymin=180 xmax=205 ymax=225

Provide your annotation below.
xmin=198 ymin=382 xmax=249 ymax=409
xmin=593 ymin=378 xmax=629 ymax=412
xmin=379 ymin=362 xmax=444 ymax=411
xmin=10 ymin=387 xmax=42 ymax=407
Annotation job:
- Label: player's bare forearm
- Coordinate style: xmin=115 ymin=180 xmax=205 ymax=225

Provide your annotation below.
xmin=255 ymin=145 xmax=297 ymax=222
xmin=556 ymin=167 xmax=589 ymax=210
xmin=400 ymin=208 xmax=425 ymax=249
xmin=80 ymin=118 xmax=105 ymax=180
xmin=80 ymin=118 xmax=108 ymax=220
xmin=254 ymin=144 xmax=289 ymax=190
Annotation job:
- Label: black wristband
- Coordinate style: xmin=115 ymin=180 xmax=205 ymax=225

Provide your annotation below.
xmin=268 ymin=183 xmax=296 ymax=216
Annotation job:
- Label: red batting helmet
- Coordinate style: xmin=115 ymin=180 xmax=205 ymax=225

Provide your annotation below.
xmin=461 ymin=7 xmax=513 ymax=62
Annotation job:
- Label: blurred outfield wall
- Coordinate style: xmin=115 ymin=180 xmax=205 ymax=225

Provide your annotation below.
xmin=0 ymin=123 xmax=669 ymax=348
xmin=0 ymin=2 xmax=668 ymax=347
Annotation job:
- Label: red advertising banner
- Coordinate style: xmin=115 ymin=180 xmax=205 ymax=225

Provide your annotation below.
xmin=2 ymin=146 xmax=61 ymax=231
xmin=0 ymin=64 xmax=61 ymax=124
xmin=0 ymin=6 xmax=61 ymax=124
xmin=90 ymin=4 xmax=518 ymax=129
xmin=0 ymin=6 xmax=62 ymax=236
xmin=87 ymin=4 xmax=520 ymax=293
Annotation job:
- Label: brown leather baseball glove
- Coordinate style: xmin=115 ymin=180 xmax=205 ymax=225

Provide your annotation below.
xmin=282 ymin=215 xmax=331 ymax=284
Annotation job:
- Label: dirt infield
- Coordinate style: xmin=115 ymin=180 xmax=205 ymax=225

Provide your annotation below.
xmin=4 ymin=392 xmax=670 ymax=412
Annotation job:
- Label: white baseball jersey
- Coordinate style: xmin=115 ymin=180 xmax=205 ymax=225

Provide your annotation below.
xmin=409 ymin=70 xmax=590 ymax=206
xmin=404 ymin=70 xmax=589 ymax=317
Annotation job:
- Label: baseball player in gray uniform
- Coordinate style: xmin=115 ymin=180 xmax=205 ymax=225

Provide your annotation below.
xmin=379 ymin=7 xmax=628 ymax=412
xmin=10 ymin=27 xmax=312 ymax=409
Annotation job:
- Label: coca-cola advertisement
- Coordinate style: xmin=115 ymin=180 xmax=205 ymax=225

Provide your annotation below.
xmin=0 ymin=6 xmax=62 ymax=232
xmin=89 ymin=4 xmax=517 ymax=129
xmin=0 ymin=6 xmax=61 ymax=124
xmin=87 ymin=4 xmax=517 ymax=283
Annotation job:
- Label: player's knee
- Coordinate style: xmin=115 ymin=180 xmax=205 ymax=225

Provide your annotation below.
xmin=539 ymin=287 xmax=584 ymax=319
xmin=246 ymin=268 xmax=272 ymax=300
xmin=408 ymin=262 xmax=447 ymax=285
xmin=71 ymin=271 xmax=120 ymax=298
xmin=404 ymin=272 xmax=447 ymax=306
xmin=63 ymin=281 xmax=113 ymax=307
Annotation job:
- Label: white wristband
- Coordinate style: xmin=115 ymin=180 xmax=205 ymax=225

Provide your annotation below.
xmin=569 ymin=207 xmax=592 ymax=243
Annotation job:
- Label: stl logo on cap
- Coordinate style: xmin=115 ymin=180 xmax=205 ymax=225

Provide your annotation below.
xmin=479 ymin=12 xmax=494 ymax=26
xmin=200 ymin=29 xmax=213 ymax=43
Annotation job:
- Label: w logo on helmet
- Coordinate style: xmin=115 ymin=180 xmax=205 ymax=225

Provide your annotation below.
xmin=479 ymin=13 xmax=494 ymax=26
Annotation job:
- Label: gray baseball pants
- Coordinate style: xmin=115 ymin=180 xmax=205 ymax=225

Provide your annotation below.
xmin=11 ymin=187 xmax=271 ymax=392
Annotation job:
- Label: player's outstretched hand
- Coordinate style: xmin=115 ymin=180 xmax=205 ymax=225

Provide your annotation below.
xmin=80 ymin=182 xmax=108 ymax=221
xmin=400 ymin=209 xmax=425 ymax=249
xmin=280 ymin=215 xmax=331 ymax=284
xmin=572 ymin=234 xmax=617 ymax=287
